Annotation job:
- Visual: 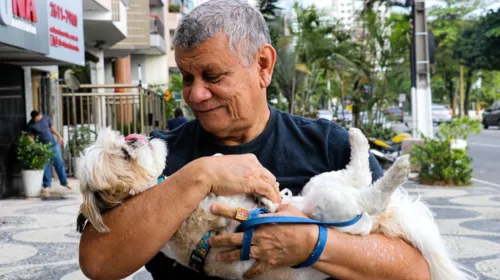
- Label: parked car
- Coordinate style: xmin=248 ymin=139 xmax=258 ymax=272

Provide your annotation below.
xmin=333 ymin=109 xmax=352 ymax=124
xmin=482 ymin=100 xmax=500 ymax=129
xmin=432 ymin=104 xmax=452 ymax=125
xmin=384 ymin=107 xmax=404 ymax=123
xmin=359 ymin=111 xmax=392 ymax=129
xmin=317 ymin=110 xmax=333 ymax=121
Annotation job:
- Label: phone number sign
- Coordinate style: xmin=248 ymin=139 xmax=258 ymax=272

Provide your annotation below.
xmin=46 ymin=0 xmax=84 ymax=65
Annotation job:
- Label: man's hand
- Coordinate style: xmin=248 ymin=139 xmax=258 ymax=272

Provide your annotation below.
xmin=58 ymin=136 xmax=64 ymax=145
xmin=209 ymin=204 xmax=317 ymax=278
xmin=201 ymin=154 xmax=281 ymax=203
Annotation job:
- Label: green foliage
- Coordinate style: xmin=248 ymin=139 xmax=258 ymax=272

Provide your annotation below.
xmin=68 ymin=126 xmax=96 ymax=156
xmin=116 ymin=123 xmax=142 ymax=137
xmin=411 ymin=117 xmax=481 ymax=186
xmin=169 ymin=4 xmax=180 ymax=13
xmin=166 ymin=73 xmax=183 ymax=121
xmin=257 ymin=0 xmax=281 ymax=22
xmin=438 ymin=116 xmax=481 ymax=142
xmin=454 ymin=8 xmax=500 ymax=72
xmin=17 ymin=132 xmax=54 ymax=170
xmin=471 ymin=71 xmax=500 ymax=108
xmin=360 ymin=123 xmax=397 ymax=140
xmin=428 ymin=0 xmax=480 ymax=113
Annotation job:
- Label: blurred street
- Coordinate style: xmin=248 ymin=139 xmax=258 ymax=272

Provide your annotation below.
xmin=394 ymin=116 xmax=500 ymax=186
xmin=469 ymin=128 xmax=500 ymax=186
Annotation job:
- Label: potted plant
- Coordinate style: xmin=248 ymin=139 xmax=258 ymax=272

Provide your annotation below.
xmin=68 ymin=126 xmax=95 ymax=178
xmin=169 ymin=4 xmax=180 ymax=13
xmin=17 ymin=132 xmax=54 ymax=197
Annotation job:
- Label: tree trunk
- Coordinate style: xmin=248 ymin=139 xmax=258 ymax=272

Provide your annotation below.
xmin=445 ymin=74 xmax=455 ymax=115
xmin=289 ymin=75 xmax=296 ymax=115
xmin=464 ymin=68 xmax=474 ymax=116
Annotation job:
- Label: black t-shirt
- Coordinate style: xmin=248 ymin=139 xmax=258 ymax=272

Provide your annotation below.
xmin=147 ymin=106 xmax=383 ymax=279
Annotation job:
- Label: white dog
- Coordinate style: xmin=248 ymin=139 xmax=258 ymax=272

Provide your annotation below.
xmin=77 ymin=127 xmax=475 ymax=280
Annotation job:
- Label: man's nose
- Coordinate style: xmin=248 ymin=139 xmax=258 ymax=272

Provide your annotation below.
xmin=188 ymin=80 xmax=212 ymax=103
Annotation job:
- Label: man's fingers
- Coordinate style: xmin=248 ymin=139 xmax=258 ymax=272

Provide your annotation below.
xmin=217 ymin=249 xmax=241 ymax=262
xmin=210 ymin=204 xmax=237 ymax=219
xmin=254 ymin=181 xmax=280 ymax=204
xmin=260 ymin=169 xmax=281 ymax=203
xmin=209 ymin=232 xmax=244 ymax=247
xmin=244 ymin=261 xmax=271 ymax=279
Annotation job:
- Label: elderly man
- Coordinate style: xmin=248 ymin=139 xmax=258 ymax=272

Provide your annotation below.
xmin=79 ymin=1 xmax=430 ymax=279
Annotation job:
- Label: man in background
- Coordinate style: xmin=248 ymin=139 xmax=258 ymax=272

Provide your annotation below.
xmin=27 ymin=110 xmax=71 ymax=194
xmin=166 ymin=108 xmax=188 ymax=131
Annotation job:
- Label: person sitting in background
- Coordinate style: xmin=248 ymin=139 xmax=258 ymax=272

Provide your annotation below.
xmin=166 ymin=108 xmax=188 ymax=131
xmin=27 ymin=110 xmax=71 ymax=194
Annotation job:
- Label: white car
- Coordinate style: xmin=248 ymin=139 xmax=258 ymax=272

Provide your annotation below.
xmin=317 ymin=110 xmax=333 ymax=121
xmin=432 ymin=104 xmax=452 ymax=125
xmin=359 ymin=111 xmax=392 ymax=129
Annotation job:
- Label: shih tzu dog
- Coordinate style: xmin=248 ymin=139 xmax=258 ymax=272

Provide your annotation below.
xmin=76 ymin=127 xmax=475 ymax=280
xmin=76 ymin=127 xmax=167 ymax=233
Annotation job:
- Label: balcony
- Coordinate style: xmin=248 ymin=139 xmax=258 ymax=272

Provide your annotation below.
xmin=84 ymin=0 xmax=128 ymax=50
xmin=150 ymin=0 xmax=165 ymax=6
xmin=83 ymin=0 xmax=111 ymax=11
xmin=167 ymin=12 xmax=181 ymax=31
xmin=134 ymin=15 xmax=166 ymax=55
xmin=168 ymin=48 xmax=177 ymax=69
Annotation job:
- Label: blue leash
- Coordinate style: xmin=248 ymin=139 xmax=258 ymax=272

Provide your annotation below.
xmin=235 ymin=208 xmax=363 ymax=268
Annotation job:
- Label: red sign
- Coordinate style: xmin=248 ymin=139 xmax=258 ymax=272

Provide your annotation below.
xmin=48 ymin=1 xmax=79 ymax=52
xmin=50 ymin=34 xmax=79 ymax=51
xmin=12 ymin=0 xmax=38 ymax=23
xmin=50 ymin=2 xmax=77 ymax=27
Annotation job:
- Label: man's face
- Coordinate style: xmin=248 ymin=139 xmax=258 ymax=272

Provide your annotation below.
xmin=175 ymin=33 xmax=268 ymax=137
xmin=34 ymin=114 xmax=42 ymax=122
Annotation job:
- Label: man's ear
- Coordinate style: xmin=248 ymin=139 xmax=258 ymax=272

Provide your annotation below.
xmin=256 ymin=44 xmax=277 ymax=89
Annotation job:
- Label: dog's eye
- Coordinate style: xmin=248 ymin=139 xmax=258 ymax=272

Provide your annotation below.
xmin=128 ymin=139 xmax=137 ymax=144
xmin=121 ymin=147 xmax=131 ymax=161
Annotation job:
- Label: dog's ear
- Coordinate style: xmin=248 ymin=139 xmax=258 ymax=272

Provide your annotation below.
xmin=80 ymin=190 xmax=109 ymax=233
xmin=76 ymin=212 xmax=87 ymax=233
xmin=96 ymin=126 xmax=121 ymax=151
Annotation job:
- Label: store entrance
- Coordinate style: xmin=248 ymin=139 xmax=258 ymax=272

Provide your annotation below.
xmin=0 ymin=64 xmax=26 ymax=197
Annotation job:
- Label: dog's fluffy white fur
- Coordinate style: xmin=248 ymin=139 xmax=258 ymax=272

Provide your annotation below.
xmin=76 ymin=127 xmax=167 ymax=233
xmin=77 ymin=127 xmax=476 ymax=280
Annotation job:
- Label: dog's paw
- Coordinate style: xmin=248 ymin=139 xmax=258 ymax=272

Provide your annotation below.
xmin=254 ymin=196 xmax=278 ymax=213
xmin=388 ymin=155 xmax=410 ymax=185
xmin=129 ymin=189 xmax=138 ymax=196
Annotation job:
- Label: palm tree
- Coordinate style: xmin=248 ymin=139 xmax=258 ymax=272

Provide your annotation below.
xmin=271 ymin=4 xmax=362 ymax=115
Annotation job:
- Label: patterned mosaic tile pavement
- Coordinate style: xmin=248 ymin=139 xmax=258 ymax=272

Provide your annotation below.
xmin=0 ymin=179 xmax=499 ymax=280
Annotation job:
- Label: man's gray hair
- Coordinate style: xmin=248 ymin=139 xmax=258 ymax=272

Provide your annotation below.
xmin=172 ymin=0 xmax=271 ymax=66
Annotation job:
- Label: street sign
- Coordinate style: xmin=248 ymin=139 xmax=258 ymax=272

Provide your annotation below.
xmin=399 ymin=94 xmax=406 ymax=103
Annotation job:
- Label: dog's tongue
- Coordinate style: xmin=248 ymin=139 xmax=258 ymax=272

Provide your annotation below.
xmin=125 ymin=134 xmax=147 ymax=143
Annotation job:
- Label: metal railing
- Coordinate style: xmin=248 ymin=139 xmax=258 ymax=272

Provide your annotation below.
xmin=150 ymin=15 xmax=165 ymax=39
xmin=59 ymin=84 xmax=166 ymax=176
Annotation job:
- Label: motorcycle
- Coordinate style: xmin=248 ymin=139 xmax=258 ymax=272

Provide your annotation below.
xmin=368 ymin=122 xmax=413 ymax=169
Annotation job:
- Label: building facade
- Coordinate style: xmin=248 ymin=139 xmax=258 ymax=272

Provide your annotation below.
xmin=0 ymin=0 xmax=85 ymax=197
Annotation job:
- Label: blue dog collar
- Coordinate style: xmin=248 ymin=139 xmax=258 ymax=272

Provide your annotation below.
xmin=157 ymin=175 xmax=166 ymax=184
xmin=189 ymin=231 xmax=217 ymax=273
xmin=235 ymin=208 xmax=363 ymax=268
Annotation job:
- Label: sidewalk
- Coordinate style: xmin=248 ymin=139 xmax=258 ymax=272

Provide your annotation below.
xmin=0 ymin=179 xmax=151 ymax=280
xmin=0 ymin=179 xmax=499 ymax=279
